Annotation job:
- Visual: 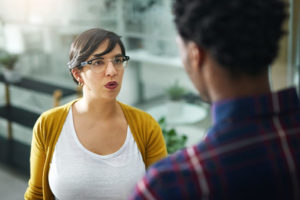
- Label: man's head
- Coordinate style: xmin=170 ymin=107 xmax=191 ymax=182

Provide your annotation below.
xmin=173 ymin=0 xmax=287 ymax=101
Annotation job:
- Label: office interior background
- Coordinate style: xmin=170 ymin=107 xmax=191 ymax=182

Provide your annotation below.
xmin=0 ymin=0 xmax=299 ymax=199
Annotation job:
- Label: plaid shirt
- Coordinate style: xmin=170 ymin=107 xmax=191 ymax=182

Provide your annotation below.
xmin=130 ymin=88 xmax=300 ymax=200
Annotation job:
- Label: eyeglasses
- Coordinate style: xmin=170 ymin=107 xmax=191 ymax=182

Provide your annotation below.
xmin=79 ymin=55 xmax=130 ymax=73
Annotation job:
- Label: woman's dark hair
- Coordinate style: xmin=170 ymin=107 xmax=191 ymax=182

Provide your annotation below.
xmin=173 ymin=0 xmax=288 ymax=77
xmin=68 ymin=28 xmax=126 ymax=84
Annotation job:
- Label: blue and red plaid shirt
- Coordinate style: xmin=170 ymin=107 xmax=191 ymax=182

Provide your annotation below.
xmin=130 ymin=88 xmax=300 ymax=200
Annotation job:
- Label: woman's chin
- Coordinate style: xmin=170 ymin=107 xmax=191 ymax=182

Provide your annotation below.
xmin=100 ymin=93 xmax=119 ymax=101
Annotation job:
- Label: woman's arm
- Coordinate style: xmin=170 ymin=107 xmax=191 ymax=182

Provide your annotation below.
xmin=24 ymin=117 xmax=46 ymax=200
xmin=145 ymin=118 xmax=168 ymax=168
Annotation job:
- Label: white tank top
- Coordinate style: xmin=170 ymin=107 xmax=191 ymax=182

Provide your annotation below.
xmin=48 ymin=108 xmax=146 ymax=200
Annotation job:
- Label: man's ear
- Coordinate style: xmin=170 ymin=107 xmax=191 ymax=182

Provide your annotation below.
xmin=187 ymin=42 xmax=205 ymax=72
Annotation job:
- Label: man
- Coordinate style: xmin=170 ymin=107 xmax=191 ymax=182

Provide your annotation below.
xmin=130 ymin=0 xmax=300 ymax=199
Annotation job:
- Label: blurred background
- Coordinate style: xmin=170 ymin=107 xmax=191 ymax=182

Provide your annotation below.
xmin=0 ymin=0 xmax=299 ymax=199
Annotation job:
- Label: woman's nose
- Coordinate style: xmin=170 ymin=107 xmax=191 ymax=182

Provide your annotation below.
xmin=105 ymin=61 xmax=117 ymax=77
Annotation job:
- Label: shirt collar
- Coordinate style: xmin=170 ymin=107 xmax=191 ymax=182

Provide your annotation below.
xmin=211 ymin=88 xmax=300 ymax=125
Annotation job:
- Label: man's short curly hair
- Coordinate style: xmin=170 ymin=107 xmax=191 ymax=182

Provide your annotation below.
xmin=173 ymin=0 xmax=288 ymax=76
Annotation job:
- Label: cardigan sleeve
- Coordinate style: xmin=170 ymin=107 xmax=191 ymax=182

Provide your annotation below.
xmin=145 ymin=117 xmax=168 ymax=168
xmin=24 ymin=116 xmax=46 ymax=200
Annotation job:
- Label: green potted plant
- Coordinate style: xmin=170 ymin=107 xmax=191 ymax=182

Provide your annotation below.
xmin=0 ymin=49 xmax=21 ymax=83
xmin=166 ymin=80 xmax=186 ymax=101
xmin=166 ymin=80 xmax=186 ymax=119
xmin=158 ymin=117 xmax=188 ymax=154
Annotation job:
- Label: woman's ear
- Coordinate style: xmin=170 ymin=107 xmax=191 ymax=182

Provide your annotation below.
xmin=71 ymin=68 xmax=81 ymax=82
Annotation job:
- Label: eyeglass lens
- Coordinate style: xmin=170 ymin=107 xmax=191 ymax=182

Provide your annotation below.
xmin=90 ymin=57 xmax=128 ymax=73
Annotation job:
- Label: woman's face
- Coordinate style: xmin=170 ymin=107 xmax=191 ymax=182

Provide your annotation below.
xmin=76 ymin=40 xmax=125 ymax=101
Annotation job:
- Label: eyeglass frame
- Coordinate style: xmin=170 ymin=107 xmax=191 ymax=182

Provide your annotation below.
xmin=79 ymin=55 xmax=130 ymax=68
xmin=67 ymin=55 xmax=130 ymax=70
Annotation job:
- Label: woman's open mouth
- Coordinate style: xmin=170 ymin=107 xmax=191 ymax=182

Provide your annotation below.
xmin=105 ymin=81 xmax=118 ymax=89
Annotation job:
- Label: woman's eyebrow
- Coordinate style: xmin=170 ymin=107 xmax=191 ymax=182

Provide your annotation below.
xmin=93 ymin=53 xmax=123 ymax=58
xmin=92 ymin=54 xmax=104 ymax=59
xmin=114 ymin=54 xmax=123 ymax=57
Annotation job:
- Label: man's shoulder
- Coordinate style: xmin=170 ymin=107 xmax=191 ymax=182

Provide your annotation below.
xmin=138 ymin=144 xmax=207 ymax=199
xmin=146 ymin=147 xmax=191 ymax=178
xmin=150 ymin=142 xmax=208 ymax=173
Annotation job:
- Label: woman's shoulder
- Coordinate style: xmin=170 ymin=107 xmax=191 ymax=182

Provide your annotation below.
xmin=119 ymin=102 xmax=162 ymax=135
xmin=118 ymin=102 xmax=161 ymax=128
xmin=118 ymin=101 xmax=154 ymax=120
xmin=32 ymin=100 xmax=76 ymax=144
xmin=38 ymin=100 xmax=75 ymax=122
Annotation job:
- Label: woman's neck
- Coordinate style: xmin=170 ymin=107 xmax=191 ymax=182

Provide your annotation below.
xmin=74 ymin=97 xmax=120 ymax=120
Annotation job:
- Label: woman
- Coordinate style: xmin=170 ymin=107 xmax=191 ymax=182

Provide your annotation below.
xmin=24 ymin=28 xmax=167 ymax=200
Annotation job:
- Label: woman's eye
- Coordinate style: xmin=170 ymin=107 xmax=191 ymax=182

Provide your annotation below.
xmin=93 ymin=60 xmax=104 ymax=66
xmin=114 ymin=58 xmax=122 ymax=64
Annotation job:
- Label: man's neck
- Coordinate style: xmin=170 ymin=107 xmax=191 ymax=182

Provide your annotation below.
xmin=209 ymin=71 xmax=271 ymax=103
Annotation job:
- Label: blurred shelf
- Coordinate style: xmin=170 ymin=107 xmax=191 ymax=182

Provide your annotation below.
xmin=0 ymin=74 xmax=76 ymax=97
xmin=0 ymin=74 xmax=77 ymax=132
xmin=124 ymin=32 xmax=175 ymax=41
xmin=0 ymin=105 xmax=39 ymax=128
xmin=0 ymin=134 xmax=31 ymax=176
xmin=127 ymin=49 xmax=182 ymax=68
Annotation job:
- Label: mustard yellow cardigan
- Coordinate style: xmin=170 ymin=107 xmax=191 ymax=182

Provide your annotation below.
xmin=24 ymin=100 xmax=167 ymax=200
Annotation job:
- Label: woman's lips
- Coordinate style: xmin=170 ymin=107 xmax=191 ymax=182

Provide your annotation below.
xmin=105 ymin=81 xmax=118 ymax=89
